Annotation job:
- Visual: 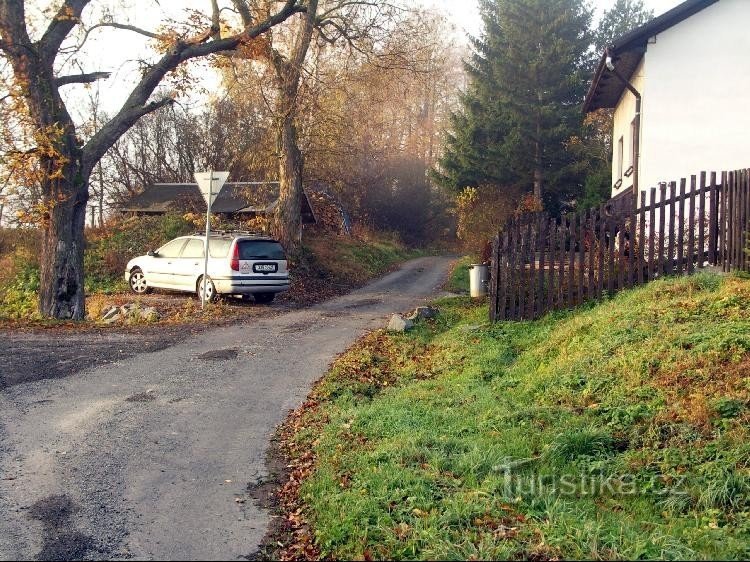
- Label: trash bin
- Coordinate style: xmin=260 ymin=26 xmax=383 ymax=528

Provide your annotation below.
xmin=469 ymin=264 xmax=489 ymax=298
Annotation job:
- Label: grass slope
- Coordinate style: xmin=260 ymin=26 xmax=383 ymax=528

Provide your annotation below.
xmin=284 ymin=273 xmax=750 ymax=560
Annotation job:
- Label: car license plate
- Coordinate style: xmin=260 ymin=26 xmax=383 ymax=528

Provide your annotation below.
xmin=253 ymin=263 xmax=277 ymax=273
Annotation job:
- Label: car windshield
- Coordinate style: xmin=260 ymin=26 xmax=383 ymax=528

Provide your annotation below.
xmin=237 ymin=240 xmax=285 ymax=260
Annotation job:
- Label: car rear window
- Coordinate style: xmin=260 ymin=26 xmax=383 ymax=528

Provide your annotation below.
xmin=237 ymin=240 xmax=285 ymax=260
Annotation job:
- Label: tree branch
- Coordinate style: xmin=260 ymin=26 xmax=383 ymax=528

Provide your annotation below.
xmin=54 ymin=71 xmax=111 ymax=87
xmin=231 ymin=0 xmax=254 ymax=27
xmin=39 ymin=0 xmax=91 ymax=61
xmin=82 ymin=0 xmax=306 ymax=172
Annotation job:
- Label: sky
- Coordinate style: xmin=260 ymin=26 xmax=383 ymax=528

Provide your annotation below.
xmin=429 ymin=0 xmax=685 ymax=37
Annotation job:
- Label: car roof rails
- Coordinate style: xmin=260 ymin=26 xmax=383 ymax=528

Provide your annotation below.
xmin=191 ymin=230 xmax=268 ymax=237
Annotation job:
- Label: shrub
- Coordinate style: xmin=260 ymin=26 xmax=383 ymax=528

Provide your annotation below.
xmin=455 ymin=184 xmax=521 ymax=258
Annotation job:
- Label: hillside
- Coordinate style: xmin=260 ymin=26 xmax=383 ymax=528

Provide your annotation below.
xmin=274 ymin=273 xmax=750 ymax=560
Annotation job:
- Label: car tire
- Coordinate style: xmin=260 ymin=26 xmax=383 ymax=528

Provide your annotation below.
xmin=197 ymin=276 xmax=219 ymax=303
xmin=129 ymin=268 xmax=151 ymax=294
xmin=254 ymin=292 xmax=275 ymax=304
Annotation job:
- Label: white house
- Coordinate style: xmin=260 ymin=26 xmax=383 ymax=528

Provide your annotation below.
xmin=583 ymin=0 xmax=750 ymax=206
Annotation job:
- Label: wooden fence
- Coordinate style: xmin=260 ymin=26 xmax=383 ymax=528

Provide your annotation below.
xmin=489 ymin=169 xmax=750 ymax=322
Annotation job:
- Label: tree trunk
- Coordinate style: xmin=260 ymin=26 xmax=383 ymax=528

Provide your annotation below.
xmin=38 ymin=146 xmax=89 ymax=320
xmin=275 ymin=108 xmax=303 ymax=251
xmin=270 ymin=0 xmax=317 ymax=253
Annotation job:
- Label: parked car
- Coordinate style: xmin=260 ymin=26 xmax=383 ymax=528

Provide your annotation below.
xmin=125 ymin=232 xmax=289 ymax=303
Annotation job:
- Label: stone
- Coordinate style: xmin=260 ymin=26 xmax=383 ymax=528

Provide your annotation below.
xmin=387 ymin=314 xmax=414 ymax=332
xmin=407 ymin=306 xmax=439 ymax=321
xmin=139 ymin=307 xmax=160 ymax=321
xmin=101 ymin=307 xmax=120 ymax=321
xmin=103 ymin=312 xmax=122 ymax=324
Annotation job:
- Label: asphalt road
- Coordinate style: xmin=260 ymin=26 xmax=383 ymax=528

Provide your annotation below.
xmin=0 ymin=256 xmax=454 ymax=561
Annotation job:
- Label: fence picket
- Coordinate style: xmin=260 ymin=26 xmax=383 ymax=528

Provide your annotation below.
xmin=720 ymin=172 xmax=728 ymax=271
xmin=607 ymin=214 xmax=616 ymax=294
xmin=558 ymin=220 xmax=566 ymax=309
xmin=617 ymin=218 xmax=625 ymax=291
xmin=648 ymin=187 xmax=656 ymax=281
xmin=547 ymin=218 xmax=556 ymax=311
xmin=577 ymin=211 xmax=586 ymax=302
xmin=657 ymin=185 xmax=666 ymax=277
xmin=677 ymin=179 xmax=686 ymax=275
xmin=638 ymin=193 xmax=646 ymax=284
xmin=598 ymin=205 xmax=607 ymax=297
xmin=499 ymin=231 xmax=509 ymax=321
xmin=708 ymin=173 xmax=717 ymax=266
xmin=698 ymin=172 xmax=706 ymax=269
xmin=688 ymin=176 xmax=696 ymax=274
xmin=627 ymin=199 xmax=636 ymax=287
xmin=588 ymin=211 xmax=597 ymax=293
xmin=668 ymin=182 xmax=677 ymax=274
xmin=567 ymin=214 xmax=575 ymax=307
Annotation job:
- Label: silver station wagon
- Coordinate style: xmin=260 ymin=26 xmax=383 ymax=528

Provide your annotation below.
xmin=124 ymin=232 xmax=289 ymax=303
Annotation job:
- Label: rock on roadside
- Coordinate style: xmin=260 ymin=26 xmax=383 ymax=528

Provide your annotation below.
xmin=101 ymin=304 xmax=160 ymax=324
xmin=387 ymin=314 xmax=414 ymax=332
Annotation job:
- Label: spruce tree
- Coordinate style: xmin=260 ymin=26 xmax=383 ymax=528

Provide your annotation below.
xmin=594 ymin=0 xmax=654 ymax=53
xmin=436 ymin=0 xmax=593 ymax=211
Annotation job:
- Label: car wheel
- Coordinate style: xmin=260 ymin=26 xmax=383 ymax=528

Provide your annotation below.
xmin=254 ymin=292 xmax=275 ymax=304
xmin=129 ymin=268 xmax=151 ymax=294
xmin=197 ymin=276 xmax=218 ymax=303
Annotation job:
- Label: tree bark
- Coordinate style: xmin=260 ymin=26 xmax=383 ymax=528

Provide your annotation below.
xmin=275 ymin=104 xmax=304 ymax=250
xmin=39 ymin=167 xmax=89 ymax=319
xmin=272 ymin=0 xmax=318 ymax=253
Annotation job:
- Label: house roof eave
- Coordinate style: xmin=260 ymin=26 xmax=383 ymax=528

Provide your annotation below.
xmin=583 ymin=0 xmax=719 ymax=113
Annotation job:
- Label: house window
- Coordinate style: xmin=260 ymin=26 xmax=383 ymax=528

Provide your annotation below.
xmin=617 ymin=136 xmax=624 ymax=179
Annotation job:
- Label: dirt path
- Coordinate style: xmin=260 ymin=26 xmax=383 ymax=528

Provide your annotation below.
xmin=0 ymin=256 xmax=454 ymax=561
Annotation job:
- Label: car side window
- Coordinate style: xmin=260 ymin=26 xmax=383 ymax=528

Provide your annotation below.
xmin=181 ymin=239 xmax=205 ymax=258
xmin=157 ymin=239 xmax=187 ymax=258
xmin=209 ymin=239 xmax=232 ymax=258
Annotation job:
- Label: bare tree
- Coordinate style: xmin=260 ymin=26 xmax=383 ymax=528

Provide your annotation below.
xmin=248 ymin=0 xmax=402 ymax=250
xmin=0 ymin=0 xmax=306 ymax=319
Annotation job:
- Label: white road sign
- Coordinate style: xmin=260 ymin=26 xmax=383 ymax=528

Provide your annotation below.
xmin=194 ymin=171 xmax=229 ymax=206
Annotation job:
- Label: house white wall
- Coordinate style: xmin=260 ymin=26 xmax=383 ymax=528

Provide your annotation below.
xmin=611 ymin=0 xmax=750 ymax=200
xmin=611 ymin=59 xmax=645 ymax=198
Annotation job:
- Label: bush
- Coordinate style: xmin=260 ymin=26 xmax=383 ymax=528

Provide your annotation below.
xmin=455 ymin=184 xmax=520 ymax=258
xmin=85 ymin=213 xmax=193 ymax=292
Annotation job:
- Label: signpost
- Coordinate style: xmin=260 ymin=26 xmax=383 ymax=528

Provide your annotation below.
xmin=194 ymin=170 xmax=229 ymax=308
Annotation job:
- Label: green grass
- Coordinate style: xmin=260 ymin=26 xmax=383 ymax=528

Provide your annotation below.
xmin=288 ymin=273 xmax=750 ymax=560
xmin=302 ymin=232 xmax=424 ymax=286
xmin=445 ymin=256 xmax=473 ymax=293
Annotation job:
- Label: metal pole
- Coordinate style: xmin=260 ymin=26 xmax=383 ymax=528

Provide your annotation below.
xmin=202 ymin=170 xmax=213 ymax=309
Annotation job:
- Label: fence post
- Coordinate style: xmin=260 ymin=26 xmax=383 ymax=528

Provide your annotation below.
xmin=537 ymin=215 xmax=547 ymax=320
xmin=698 ymin=172 xmax=706 ymax=269
xmin=677 ymin=179 xmax=686 ymax=275
xmin=720 ymin=171 xmax=727 ymax=271
xmin=688 ymin=176 xmax=696 ymax=274
xmin=708 ymin=172 xmax=717 ymax=266
xmin=658 ymin=184 xmax=666 ymax=277
xmin=489 ymin=233 xmax=500 ymax=323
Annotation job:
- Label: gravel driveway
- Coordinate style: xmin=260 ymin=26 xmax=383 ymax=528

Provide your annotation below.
xmin=0 ymin=256 xmax=454 ymax=561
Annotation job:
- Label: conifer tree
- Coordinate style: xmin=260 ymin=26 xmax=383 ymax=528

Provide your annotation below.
xmin=436 ymin=0 xmax=593 ymax=211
